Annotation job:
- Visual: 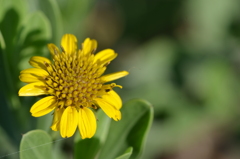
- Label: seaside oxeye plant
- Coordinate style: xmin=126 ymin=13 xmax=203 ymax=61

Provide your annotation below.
xmin=18 ymin=34 xmax=129 ymax=139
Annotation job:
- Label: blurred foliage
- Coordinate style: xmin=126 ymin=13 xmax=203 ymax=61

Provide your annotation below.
xmin=2 ymin=0 xmax=240 ymax=159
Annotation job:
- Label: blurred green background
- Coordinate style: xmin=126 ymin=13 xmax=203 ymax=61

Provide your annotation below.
xmin=1 ymin=0 xmax=240 ymax=159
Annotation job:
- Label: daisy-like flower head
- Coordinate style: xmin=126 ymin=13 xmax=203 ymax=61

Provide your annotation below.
xmin=19 ymin=34 xmax=129 ymax=138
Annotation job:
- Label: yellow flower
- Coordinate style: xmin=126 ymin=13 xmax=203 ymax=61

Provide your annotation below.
xmin=19 ymin=34 xmax=129 ymax=139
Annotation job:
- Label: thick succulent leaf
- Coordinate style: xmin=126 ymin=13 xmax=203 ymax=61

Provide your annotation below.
xmin=74 ymin=137 xmax=100 ymax=159
xmin=115 ymin=147 xmax=133 ymax=159
xmin=98 ymin=99 xmax=153 ymax=159
xmin=20 ymin=130 xmax=52 ymax=159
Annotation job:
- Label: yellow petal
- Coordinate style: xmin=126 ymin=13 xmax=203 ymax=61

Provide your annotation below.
xmin=82 ymin=38 xmax=97 ymax=55
xmin=78 ymin=107 xmax=97 ymax=139
xmin=19 ymin=82 xmax=48 ymax=96
xmin=48 ymin=43 xmax=60 ymax=56
xmin=29 ymin=56 xmax=52 ymax=70
xmin=101 ymin=71 xmax=129 ymax=83
xmin=30 ymin=96 xmax=57 ymax=117
xmin=61 ymin=34 xmax=77 ymax=55
xmin=101 ymin=90 xmax=122 ymax=109
xmin=60 ymin=107 xmax=78 ymax=138
xmin=19 ymin=73 xmax=43 ymax=83
xmin=94 ymin=49 xmax=117 ymax=65
xmin=115 ymin=110 xmax=121 ymax=121
xmin=20 ymin=68 xmax=49 ymax=76
xmin=97 ymin=66 xmax=106 ymax=77
xmin=51 ymin=108 xmax=64 ymax=131
xmin=95 ymin=98 xmax=121 ymax=121
xmin=20 ymin=68 xmax=49 ymax=83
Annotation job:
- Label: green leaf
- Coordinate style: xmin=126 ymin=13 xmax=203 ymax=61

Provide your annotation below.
xmin=115 ymin=147 xmax=133 ymax=159
xmin=74 ymin=137 xmax=100 ymax=159
xmin=20 ymin=130 xmax=52 ymax=159
xmin=74 ymin=110 xmax=111 ymax=159
xmin=18 ymin=11 xmax=51 ymax=70
xmin=38 ymin=0 xmax=63 ymax=43
xmin=0 ymin=0 xmax=27 ymax=23
xmin=98 ymin=99 xmax=153 ymax=159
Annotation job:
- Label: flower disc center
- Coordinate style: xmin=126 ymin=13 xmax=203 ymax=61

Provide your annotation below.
xmin=48 ymin=54 xmax=102 ymax=108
